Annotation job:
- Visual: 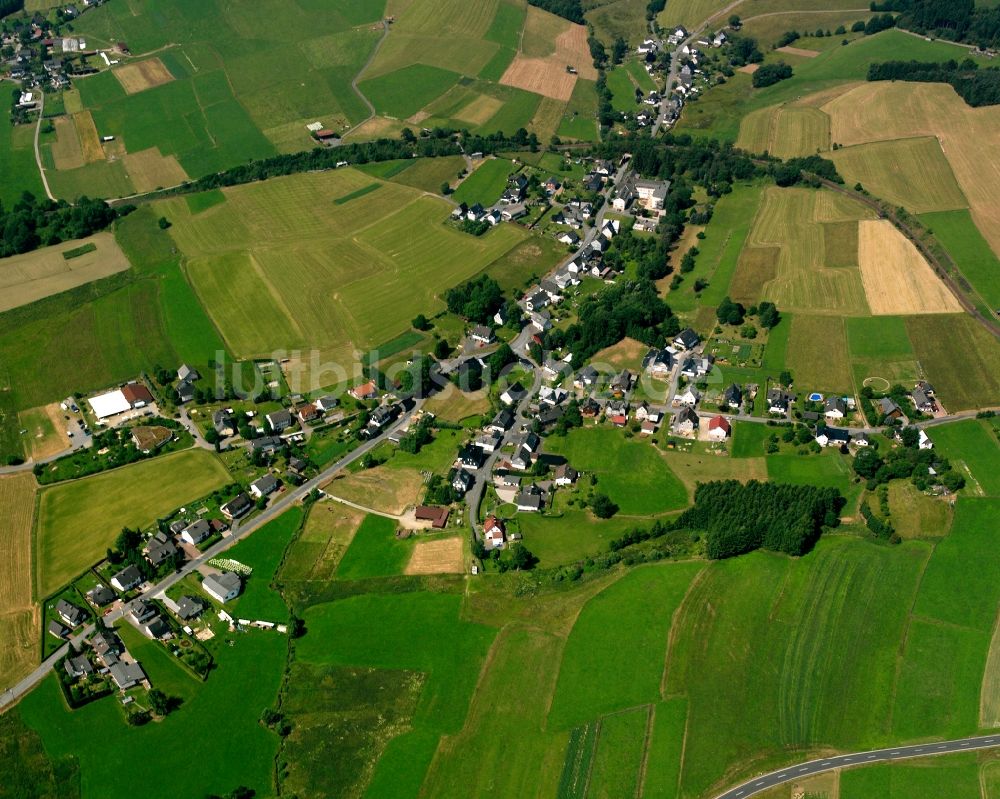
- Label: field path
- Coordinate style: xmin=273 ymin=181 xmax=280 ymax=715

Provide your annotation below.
xmin=341 ymin=20 xmax=391 ymax=140
xmin=713 ymin=734 xmax=1000 ymax=799
xmin=740 ymin=8 xmax=868 ymax=24
xmin=322 ymin=492 xmax=401 ymax=521
xmin=33 ymin=92 xmax=55 ymax=201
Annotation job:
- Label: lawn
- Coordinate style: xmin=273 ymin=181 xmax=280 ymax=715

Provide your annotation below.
xmin=607 ymin=66 xmax=640 ymax=114
xmin=548 ymin=563 xmax=704 ymax=730
xmin=929 ymin=420 xmax=1000 ymax=497
xmin=886 ymin=481 xmax=953 ymax=539
xmin=515 ymin=502 xmax=634 ymax=566
xmin=35 ymin=449 xmax=230 ymax=597
xmin=224 ymin=506 xmax=303 ymax=622
xmin=665 ymin=537 xmax=932 ymax=799
xmin=905 ymin=314 xmax=1000 ymax=411
xmin=543 ymin=427 xmax=688 ymax=516
xmin=334 ymin=514 xmax=410 ymax=580
xmin=920 ymin=208 xmax=1000 ymax=309
xmin=452 ymin=157 xmax=518 ymax=206
xmin=731 ymin=421 xmax=771 ymax=458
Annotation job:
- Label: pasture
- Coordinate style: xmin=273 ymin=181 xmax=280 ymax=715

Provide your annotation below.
xmin=857 ymin=220 xmax=961 ymax=315
xmin=334 ymin=514 xmax=409 ymax=580
xmin=280 ymin=500 xmax=364 ymax=583
xmin=452 ymin=157 xmax=517 ymax=206
xmin=35 ymin=449 xmax=230 ymax=598
xmin=765 ymin=450 xmax=852 ymax=491
xmin=919 ymin=208 xmax=1000 ymax=309
xmin=0 ymin=474 xmax=39 ymax=692
xmin=664 ymin=537 xmax=932 ymax=799
xmin=785 ymin=314 xmax=852 ymax=394
xmin=0 ymin=110 xmax=45 ymax=207
xmin=929 ymin=420 xmax=1000 ymax=497
xmin=840 ymin=753 xmax=982 ymax=799
xmin=886 ymin=481 xmax=953 ymax=539
xmin=548 ymin=563 xmax=704 ymax=730
xmin=826 ymin=136 xmax=969 ymax=214
xmin=164 ymin=170 xmax=528 ymax=369
xmin=0 ymin=232 xmax=130 ymax=313
xmin=543 ymin=427 xmax=688 ymax=516
xmin=905 ymin=314 xmax=1000 ymax=411
xmin=585 ymin=707 xmax=649 ymax=798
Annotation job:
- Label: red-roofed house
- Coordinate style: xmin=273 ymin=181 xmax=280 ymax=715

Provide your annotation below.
xmin=483 ymin=516 xmax=506 ymax=549
xmin=707 ymin=415 xmax=731 ymax=440
xmin=349 ymin=380 xmax=378 ymax=401
xmin=314 ymin=129 xmax=337 ymax=140
xmin=121 ymin=383 xmax=154 ymax=408
xmin=297 ymin=403 xmax=320 ymax=423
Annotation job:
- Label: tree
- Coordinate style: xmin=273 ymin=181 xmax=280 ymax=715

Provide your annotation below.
xmin=740 ymin=324 xmax=757 ymax=339
xmin=157 ymin=216 xmax=171 ymax=229
xmin=716 ymin=296 xmax=745 ymax=326
xmin=591 ymin=493 xmax=619 ymax=518
xmin=853 ymin=447 xmax=883 ymax=479
xmin=433 ymin=338 xmax=451 ymax=359
xmin=899 ymin=426 xmax=920 ymax=448
xmin=779 ymin=370 xmax=793 ymax=387
xmin=509 ymin=544 xmax=538 ymax=570
xmin=729 ymin=14 xmax=741 ymax=28
xmin=757 ymin=301 xmax=780 ymax=329
xmin=412 ymin=314 xmax=430 ymax=331
xmin=612 ymin=36 xmax=628 ymax=64
xmin=752 ymin=61 xmax=793 ymax=88
xmin=440 ymin=181 xmax=452 ymax=195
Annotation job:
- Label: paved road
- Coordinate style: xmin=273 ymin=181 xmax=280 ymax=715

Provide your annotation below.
xmin=0 ymin=401 xmax=421 ymax=710
xmin=714 ymin=734 xmax=1000 ymax=799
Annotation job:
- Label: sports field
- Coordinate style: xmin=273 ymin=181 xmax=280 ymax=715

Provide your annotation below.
xmin=35 ymin=449 xmax=230 ymax=597
xmin=163 ymin=170 xmax=527 ymax=371
xmin=0 ymin=474 xmax=39 ymax=692
xmin=0 ymin=232 xmax=131 ymax=313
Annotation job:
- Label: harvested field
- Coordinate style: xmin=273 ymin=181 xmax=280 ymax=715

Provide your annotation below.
xmin=72 ymin=111 xmax=103 ymax=164
xmin=823 ymin=81 xmax=1000 ymax=260
xmin=501 ymin=57 xmax=576 ymax=101
xmin=786 ymin=313 xmax=851 ymax=392
xmin=113 ymin=57 xmax=174 ymax=95
xmin=737 ymin=104 xmax=829 ymax=158
xmin=422 ymin=387 xmax=491 ymax=423
xmin=49 ymin=115 xmax=84 ymax=170
xmin=827 ymin=136 xmax=968 ymax=214
xmin=776 ymin=45 xmax=820 ymax=58
xmin=500 ymin=9 xmax=595 ymax=102
xmin=823 ymin=221 xmax=858 ymax=267
xmin=857 ymin=220 xmax=962 ymax=315
xmin=728 ymin=246 xmax=779 ymax=304
xmin=0 ymin=231 xmax=131 ymax=313
xmin=324 ymin=466 xmax=424 ymax=516
xmin=404 ymin=537 xmax=464 ymax=574
xmin=18 ymin=403 xmax=71 ymax=461
xmin=122 ymin=147 xmax=189 ymax=193
xmin=0 ymin=473 xmax=39 ymax=690
xmin=455 ymin=94 xmax=505 ymax=126
xmin=983 ymin=618 xmax=1000 ymax=727
xmin=592 ymin=337 xmax=648 ymax=371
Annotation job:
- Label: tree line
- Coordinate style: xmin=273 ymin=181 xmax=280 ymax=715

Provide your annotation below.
xmin=527 ymin=0 xmax=584 ymax=24
xmin=0 ymin=193 xmax=122 ymax=256
xmin=868 ymin=59 xmax=1000 ymax=106
xmin=870 ymin=0 xmax=1000 ymax=50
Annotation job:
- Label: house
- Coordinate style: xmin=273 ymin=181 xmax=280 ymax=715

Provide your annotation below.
xmin=452 ymin=469 xmax=474 ymax=495
xmin=288 ymin=456 xmax=309 ymax=476
xmin=146 ymin=538 xmax=178 ymax=568
xmin=544 ymin=176 xmax=562 ymax=193
xmin=349 ymin=380 xmax=378 ymax=401
xmin=634 ymin=178 xmax=670 ymax=211
xmin=458 ymin=444 xmax=486 ymax=470
xmin=575 ymin=365 xmax=600 ymax=388
xmin=493 ymin=306 xmax=510 ymax=327
xmin=680 ymin=356 xmax=712 ymax=379
xmin=581 ymin=397 xmax=602 ymax=418
xmin=501 ymin=203 xmax=527 ymax=222
xmin=554 ymin=464 xmax=578 ymax=486
xmin=543 ymin=358 xmax=570 ymax=381
xmin=248 ymin=436 xmax=285 ymax=457
xmin=483 ymin=515 xmax=506 ymax=548
xmin=213 ymin=410 xmax=237 ymax=437
xmin=221 ymin=492 xmax=253 ymax=520
xmin=131 ymin=599 xmax=157 ymax=624
xmin=530 ymin=310 xmax=552 ymax=331
xmin=500 ymin=383 xmax=528 ymax=406
xmin=877 ymin=397 xmax=904 ymax=421
xmin=474 ymin=430 xmax=503 ymax=453
xmin=415 ymin=506 xmax=450 ymax=529
xmin=637 ymin=37 xmax=659 ymax=54
xmin=144 ymin=616 xmax=171 ymax=640
xmin=853 ymin=432 xmax=871 ymax=447
xmin=90 ymin=629 xmax=122 ymax=666
xmin=644 ymin=348 xmax=674 ymax=378
xmin=919 ymin=430 xmax=934 ymax=450
xmin=610 ymin=370 xmax=633 ymax=396
xmin=824 ymin=397 xmax=847 ymax=419
xmin=109 ymin=661 xmax=146 ymax=691
xmin=707 ymin=415 xmax=731 ymax=440
xmin=816 ymin=425 xmax=851 ymax=448
xmin=452 ymin=202 xmax=468 ymax=219
xmin=557 ymin=230 xmax=580 ymax=246
xmin=525 ymin=290 xmax=550 ymax=312
xmin=297 ymin=403 xmax=320 ymax=424
xmin=368 ymin=404 xmax=399 ymax=430
xmin=266 ymin=409 xmax=293 ymax=432
xmin=673 ymin=407 xmax=699 ymax=434
xmin=110 ymin=565 xmax=143 ymax=593
xmin=612 ymin=172 xmax=636 ymax=211
xmin=181 ymin=519 xmax=211 ymax=545
xmin=176 ymin=595 xmax=207 ymax=621
xmin=56 ymin=599 xmax=87 ymax=627
xmin=48 ymin=619 xmax=71 ymax=639
xmin=515 ymin=486 xmax=544 ymax=512
xmin=911 ymin=384 xmax=936 ymax=413
xmin=538 ymin=385 xmax=568 ymax=406
xmin=674 ymin=328 xmax=700 ymax=351
xmin=177 ymin=364 xmax=200 ymax=383
xmin=64 ymin=654 xmax=93 ymax=679
xmin=87 ymin=584 xmax=116 ymax=607
xmin=677 ymin=386 xmax=700 ymax=407
xmin=641 ymin=419 xmax=658 ymax=435
xmin=315 ymin=395 xmax=339 ymax=413
xmin=722 ymin=383 xmax=742 ymax=410
xmin=250 ymin=474 xmax=279 ymax=499
xmin=767 ymin=389 xmax=793 ymax=415
xmin=469 ymin=325 xmax=495 ymax=345
xmin=713 ymin=31 xmax=728 ymax=46
xmin=510 ymin=447 xmax=531 ymax=471
xmin=467 ymin=203 xmax=486 ymax=221
xmin=488 ymin=408 xmax=514 ymax=433
xmin=538 ymin=405 xmax=565 ymax=426
xmin=202 ymin=572 xmax=242 ymax=603
xmin=121 ymin=382 xmax=154 ymax=408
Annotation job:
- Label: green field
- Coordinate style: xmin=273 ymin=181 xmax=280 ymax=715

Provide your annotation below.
xmin=558 ymin=79 xmax=600 ymax=142
xmin=585 ymin=707 xmax=649 ymax=798
xmin=35 ymin=449 xmax=230 ymax=597
xmin=905 ymin=314 xmax=1000 ymax=411
xmin=452 ymin=157 xmax=518 ymax=206
xmin=607 ymin=66 xmax=640 ymax=114
xmin=731 ymin=421 xmax=771 ymax=459
xmin=548 ymin=563 xmax=704 ymax=730
xmin=765 ymin=451 xmax=852 ymax=491
xmin=0 ymin=111 xmax=45 ymax=207
xmin=930 ymin=420 xmax=1000 ymax=496
xmin=225 ymin=507 xmax=303 ymax=621
xmin=334 ymin=514 xmax=409 ymax=580
xmin=642 ymin=698 xmax=688 ymax=799
xmin=840 ymin=752 xmax=982 ymax=799
xmin=785 ymin=314 xmax=852 ymax=394
xmin=845 ymin=316 xmax=914 ymax=361
xmin=543 ymin=427 xmax=688 ymax=516
xmin=920 ymin=208 xmax=1000 ymax=309
xmin=359 ymin=64 xmax=462 ymax=119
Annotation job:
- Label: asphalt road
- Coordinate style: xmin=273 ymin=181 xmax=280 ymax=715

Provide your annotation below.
xmin=714 ymin=734 xmax=1000 ymax=799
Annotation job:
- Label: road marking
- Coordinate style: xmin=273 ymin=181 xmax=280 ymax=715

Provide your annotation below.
xmin=867 ymin=755 xmax=876 ymax=760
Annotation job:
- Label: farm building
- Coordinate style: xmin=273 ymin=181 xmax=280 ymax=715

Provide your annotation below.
xmin=415 ymin=505 xmax=450 ymax=529
xmin=87 ymin=389 xmax=131 ymax=419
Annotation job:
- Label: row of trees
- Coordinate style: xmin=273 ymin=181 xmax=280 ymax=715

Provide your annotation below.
xmin=868 ymin=59 xmax=1000 ymax=106
xmin=0 ymin=192 xmax=121 ymax=256
xmin=527 ymin=0 xmax=584 ymax=24
xmin=752 ymin=61 xmax=793 ymax=88
xmin=870 ymin=0 xmax=1000 ymax=50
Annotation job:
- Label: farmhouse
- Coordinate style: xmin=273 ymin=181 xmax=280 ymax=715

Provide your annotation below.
xmin=221 ymin=492 xmax=253 ymax=520
xmin=707 ymin=415 xmax=731 ymax=440
xmin=110 ymin=565 xmax=143 ymax=593
xmin=181 ymin=519 xmax=211 ymax=545
xmin=483 ymin=515 xmax=506 ymax=548
xmin=266 ymin=409 xmax=293 ymax=432
xmin=250 ymin=474 xmax=279 ymax=499
xmin=415 ymin=505 xmax=450 ymax=529
xmin=202 ymin=572 xmax=242 ymax=603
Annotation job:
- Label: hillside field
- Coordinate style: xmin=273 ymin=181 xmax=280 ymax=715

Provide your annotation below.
xmin=0 ymin=474 xmax=39 ymax=692
xmin=35 ymin=449 xmax=230 ymax=597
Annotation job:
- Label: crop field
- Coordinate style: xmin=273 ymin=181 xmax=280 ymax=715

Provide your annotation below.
xmin=0 ymin=474 xmax=39 ymax=692
xmin=543 ymin=427 xmax=688 ymax=516
xmin=280 ymin=500 xmax=364 ymax=583
xmin=113 ymin=57 xmax=174 ymax=94
xmin=826 ymin=137 xmax=969 ymax=215
xmin=736 ymin=104 xmax=829 ymax=159
xmin=404 ymin=537 xmax=464 ymax=575
xmin=729 ymin=186 xmax=873 ymax=316
xmin=930 ymin=420 xmax=1000 ymax=497
xmin=0 ymin=232 xmax=131 ymax=313
xmin=164 ymin=170 xmax=527 ymax=369
xmin=35 ymin=449 xmax=230 ymax=598
xmin=664 ymin=537 xmax=932 ymax=799
xmin=822 ymin=80 xmax=1000 ymax=262
xmin=840 ymin=752 xmax=982 ymax=799
xmin=785 ymin=314 xmax=851 ymax=393
xmin=549 ymin=563 xmax=704 ymax=730
xmin=919 ymin=209 xmax=1000 ymax=310
xmin=858 ymin=220 xmax=961 ymax=315
xmin=453 ymin=157 xmax=517 ymax=206
xmin=905 ymin=314 xmax=1000 ymax=411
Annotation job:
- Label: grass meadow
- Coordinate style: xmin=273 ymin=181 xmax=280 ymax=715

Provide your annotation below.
xmin=0 ymin=473 xmax=38 ymax=691
xmin=224 ymin=507 xmax=303 ymax=622
xmin=35 ymin=449 xmax=230 ymax=598
xmin=905 ymin=314 xmax=1000 ymax=411
xmin=785 ymin=314 xmax=852 ymax=394
xmin=920 ymin=208 xmax=1000 ymax=309
xmin=334 ymin=514 xmax=409 ymax=580
xmin=543 ymin=427 xmax=688 ymax=516
xmin=930 ymin=420 xmax=1000 ymax=497
xmin=452 ymin=157 xmax=518 ymax=206
xmin=0 ymin=110 xmax=45 ymax=207
xmin=585 ymin=707 xmax=649 ymax=797
xmin=840 ymin=752 xmax=982 ymax=799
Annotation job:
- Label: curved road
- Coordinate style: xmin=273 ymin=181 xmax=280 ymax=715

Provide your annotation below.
xmin=32 ymin=91 xmax=55 ymax=201
xmin=714 ymin=734 xmax=1000 ymax=799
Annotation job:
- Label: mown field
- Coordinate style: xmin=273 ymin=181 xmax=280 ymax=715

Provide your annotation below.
xmin=0 ymin=108 xmax=45 ymax=207
xmin=0 ymin=474 xmax=39 ymax=692
xmin=35 ymin=449 xmax=230 ymax=598
xmin=920 ymin=208 xmax=1000 ymax=310
xmin=930 ymin=420 xmax=1000 ymax=497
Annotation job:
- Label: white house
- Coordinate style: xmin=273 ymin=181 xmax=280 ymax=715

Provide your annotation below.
xmin=919 ymin=430 xmax=934 ymax=450
xmin=202 ymin=572 xmax=242 ymax=604
xmin=180 ymin=519 xmax=210 ymax=546
xmin=677 ymin=386 xmax=700 ymax=407
xmin=483 ymin=516 xmax=506 ymax=549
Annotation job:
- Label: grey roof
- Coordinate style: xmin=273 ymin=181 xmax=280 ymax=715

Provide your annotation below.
xmin=675 ymin=406 xmax=699 ymax=426
xmin=251 ymin=474 xmax=279 ymax=494
xmin=249 ymin=435 xmax=285 ymax=453
xmin=56 ymin=598 xmax=86 ymax=626
xmin=221 ymin=492 xmax=253 ymax=517
xmin=87 ymin=585 xmax=116 ymax=607
xmin=146 ymin=539 xmax=178 ymax=566
xmin=48 ymin=619 xmax=70 ymax=638
xmin=144 ymin=617 xmax=171 ymax=639
xmin=516 ymin=490 xmax=543 ymax=509
xmin=675 ymin=328 xmax=699 ymax=348
xmin=90 ymin=629 xmax=120 ymax=658
xmin=267 ymin=409 xmax=292 ymax=428
xmin=182 ymin=518 xmax=211 ymax=543
xmin=878 ymin=397 xmax=902 ymax=414
xmin=203 ymin=571 xmax=241 ymax=598
xmin=818 ymin=425 xmax=851 ymax=443
xmin=64 ymin=654 xmax=93 ymax=678
xmin=176 ymin=595 xmax=206 ymax=620
xmin=112 ymin=565 xmax=143 ymax=589
xmin=109 ymin=661 xmax=146 ymax=689
xmin=825 ymin=397 xmax=847 ymax=414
